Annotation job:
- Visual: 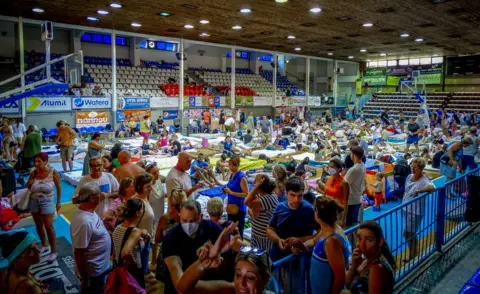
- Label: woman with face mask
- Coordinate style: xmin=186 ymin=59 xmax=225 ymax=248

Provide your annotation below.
xmin=316 ymin=158 xmax=347 ymax=206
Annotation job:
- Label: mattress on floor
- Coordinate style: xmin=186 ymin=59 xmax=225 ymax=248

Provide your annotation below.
xmin=209 ymin=157 xmax=267 ymax=172
xmin=50 ymin=160 xmax=84 ymax=173
xmin=251 ymin=148 xmax=296 ymax=158
xmin=62 ymin=171 xmax=83 ymax=186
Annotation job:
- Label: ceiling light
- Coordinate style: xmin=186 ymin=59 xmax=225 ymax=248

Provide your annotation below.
xmin=200 ymin=32 xmax=210 ymax=37
xmin=363 ymin=23 xmax=373 ymax=27
xmin=32 ymin=8 xmax=44 ymax=13
xmin=131 ymin=22 xmax=141 ymax=27
xmin=366 ymin=59 xmax=371 ymax=62
xmin=415 ymin=38 xmax=424 ymax=42
xmin=275 ymin=0 xmax=288 ymax=2
xmin=360 ymin=49 xmax=367 ymax=52
xmin=97 ymin=10 xmax=109 ymax=15
xmin=295 ymin=48 xmax=301 ymax=51
xmin=328 ymin=52 xmax=333 ymax=56
xmin=109 ymin=3 xmax=122 ymax=8
xmin=400 ymin=33 xmax=410 ymax=37
xmin=380 ymin=53 xmax=387 ymax=56
xmin=199 ymin=20 xmax=209 ymax=24
xmin=159 ymin=12 xmax=172 ymax=17
xmin=184 ymin=24 xmax=194 ymax=29
xmin=310 ymin=7 xmax=322 ymax=13
xmin=232 ymin=25 xmax=242 ymax=30
xmin=433 ymin=54 xmax=438 ymax=56
xmin=240 ymin=8 xmax=252 ymax=13
xmin=87 ymin=16 xmax=99 ymax=21
xmin=348 ymin=56 xmax=354 ymax=59
xmin=287 ymin=35 xmax=296 ymax=39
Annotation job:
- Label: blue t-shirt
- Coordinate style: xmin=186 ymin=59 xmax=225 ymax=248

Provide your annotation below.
xmin=190 ymin=160 xmax=208 ymax=175
xmin=268 ymin=201 xmax=317 ymax=261
xmin=223 ymin=141 xmax=233 ymax=151
xmin=226 ymin=171 xmax=247 ymax=213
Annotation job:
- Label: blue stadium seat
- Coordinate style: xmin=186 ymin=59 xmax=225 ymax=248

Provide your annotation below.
xmin=458 ymin=285 xmax=480 ymax=294
xmin=96 ymin=126 xmax=105 ymax=132
xmin=467 ymin=269 xmax=480 ymax=288
xmin=87 ymin=126 xmax=96 ymax=134
xmin=48 ymin=128 xmax=57 ymax=137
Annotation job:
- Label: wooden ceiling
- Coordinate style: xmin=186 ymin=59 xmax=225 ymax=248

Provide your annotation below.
xmin=2 ymin=0 xmax=480 ymax=61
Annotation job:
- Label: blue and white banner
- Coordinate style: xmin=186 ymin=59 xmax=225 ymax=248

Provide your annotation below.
xmin=0 ymin=101 xmax=20 ymax=114
xmin=26 ymin=96 xmax=72 ymax=112
xmin=117 ymin=97 xmax=150 ymax=109
xmin=72 ymin=97 xmax=111 ymax=109
xmin=162 ymin=110 xmax=178 ymax=120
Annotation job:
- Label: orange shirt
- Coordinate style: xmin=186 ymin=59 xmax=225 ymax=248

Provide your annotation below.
xmin=204 ymin=111 xmax=211 ymax=123
xmin=57 ymin=126 xmax=75 ymax=147
xmin=324 ymin=175 xmax=344 ymax=204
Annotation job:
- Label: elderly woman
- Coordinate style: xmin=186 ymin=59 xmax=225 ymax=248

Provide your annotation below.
xmin=440 ymin=137 xmax=474 ymax=197
xmin=402 ymin=158 xmax=435 ymax=262
xmin=0 ymin=231 xmax=43 ymax=294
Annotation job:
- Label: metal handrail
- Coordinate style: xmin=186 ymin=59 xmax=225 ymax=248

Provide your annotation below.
xmin=0 ymin=50 xmax=83 ymax=87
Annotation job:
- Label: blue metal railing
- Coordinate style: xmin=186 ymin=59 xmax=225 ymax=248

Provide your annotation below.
xmin=272 ymin=167 xmax=480 ymax=293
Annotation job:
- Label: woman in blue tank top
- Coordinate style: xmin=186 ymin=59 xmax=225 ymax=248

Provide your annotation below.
xmin=295 ymin=196 xmax=350 ymax=294
xmin=223 ymin=155 xmax=249 ymax=238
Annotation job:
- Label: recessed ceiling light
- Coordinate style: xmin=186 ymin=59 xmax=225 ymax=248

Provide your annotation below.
xmin=97 ymin=10 xmax=109 ymax=15
xmin=240 ymin=8 xmax=252 ymax=13
xmin=131 ymin=22 xmax=141 ymax=27
xmin=433 ymin=54 xmax=438 ymax=56
xmin=380 ymin=53 xmax=387 ymax=56
xmin=360 ymin=49 xmax=367 ymax=52
xmin=200 ymin=32 xmax=210 ymax=37
xmin=184 ymin=24 xmax=194 ymax=29
xmin=328 ymin=52 xmax=333 ymax=56
xmin=109 ymin=3 xmax=122 ymax=8
xmin=348 ymin=56 xmax=354 ymax=59
xmin=287 ymin=35 xmax=296 ymax=39
xmin=232 ymin=25 xmax=242 ymax=30
xmin=159 ymin=12 xmax=172 ymax=17
xmin=199 ymin=20 xmax=209 ymax=24
xmin=310 ymin=7 xmax=322 ymax=13
xmin=415 ymin=38 xmax=424 ymax=42
xmin=87 ymin=16 xmax=99 ymax=21
xmin=400 ymin=33 xmax=410 ymax=37
xmin=363 ymin=23 xmax=373 ymax=27
xmin=295 ymin=48 xmax=301 ymax=51
xmin=32 ymin=8 xmax=44 ymax=13
xmin=366 ymin=59 xmax=371 ymax=62
xmin=276 ymin=0 xmax=288 ymax=2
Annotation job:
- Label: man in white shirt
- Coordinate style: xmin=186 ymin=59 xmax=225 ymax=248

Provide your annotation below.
xmin=72 ymin=156 xmax=119 ymax=217
xmin=71 ymin=183 xmax=111 ymax=293
xmin=165 ymin=152 xmax=204 ymax=200
xmin=343 ymin=146 xmax=366 ymax=228
xmin=224 ymin=114 xmax=235 ymax=134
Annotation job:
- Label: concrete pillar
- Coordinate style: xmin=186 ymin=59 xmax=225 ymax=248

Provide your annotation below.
xmin=70 ymin=30 xmax=82 ymax=53
xmin=278 ymin=54 xmax=286 ymax=77
xmin=333 ymin=60 xmax=338 ymax=107
xmin=221 ymin=55 xmax=227 ymax=73
xmin=230 ymin=46 xmax=236 ymax=109
xmin=111 ymin=30 xmax=117 ymax=130
xmin=306 ymin=57 xmax=310 ymax=107
xmin=130 ymin=37 xmax=141 ymax=66
xmin=273 ymin=53 xmax=277 ymax=107
xmin=19 ymin=17 xmax=26 ymax=121
xmin=179 ymin=39 xmax=184 ymax=127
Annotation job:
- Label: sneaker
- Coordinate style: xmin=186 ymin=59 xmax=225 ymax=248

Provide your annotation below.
xmin=47 ymin=253 xmax=57 ymax=263
xmin=148 ymin=263 xmax=157 ymax=272
xmin=40 ymin=247 xmax=50 ymax=254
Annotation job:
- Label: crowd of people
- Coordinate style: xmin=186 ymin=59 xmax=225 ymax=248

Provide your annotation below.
xmin=0 ymin=102 xmax=478 ymax=294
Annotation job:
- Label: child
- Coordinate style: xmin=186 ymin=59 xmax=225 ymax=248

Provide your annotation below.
xmin=215 ymin=154 xmax=230 ymax=180
xmin=159 ymin=132 xmax=168 ymax=147
xmin=371 ymin=172 xmax=384 ymax=211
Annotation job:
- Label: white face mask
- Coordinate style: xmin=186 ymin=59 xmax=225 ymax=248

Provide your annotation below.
xmin=327 ymin=167 xmax=337 ymax=176
xmin=181 ymin=222 xmax=199 ymax=236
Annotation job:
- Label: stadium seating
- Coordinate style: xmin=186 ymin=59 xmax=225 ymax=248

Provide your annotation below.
xmin=199 ymin=69 xmax=273 ymax=97
xmin=363 ymin=92 xmax=480 ymax=120
xmin=160 ymin=84 xmax=205 ymax=97
xmin=260 ymin=70 xmax=305 ymax=96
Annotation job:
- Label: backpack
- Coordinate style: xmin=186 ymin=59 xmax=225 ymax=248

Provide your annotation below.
xmin=104 ymin=227 xmax=146 ymax=294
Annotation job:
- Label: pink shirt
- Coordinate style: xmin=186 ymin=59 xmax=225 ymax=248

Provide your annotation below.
xmin=159 ymin=137 xmax=168 ymax=147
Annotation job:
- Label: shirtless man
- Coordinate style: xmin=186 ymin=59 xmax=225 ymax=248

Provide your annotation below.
xmin=113 ymin=150 xmax=145 ymax=181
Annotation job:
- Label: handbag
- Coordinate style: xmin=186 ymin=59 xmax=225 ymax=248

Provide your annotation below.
xmin=15 ymin=189 xmax=31 ymax=213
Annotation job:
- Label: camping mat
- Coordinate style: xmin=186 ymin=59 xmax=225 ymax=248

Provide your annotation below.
xmin=209 ymin=157 xmax=267 ymax=172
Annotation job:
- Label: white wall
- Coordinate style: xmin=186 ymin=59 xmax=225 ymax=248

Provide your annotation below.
xmin=0 ymin=21 xmax=16 ymax=58
xmin=138 ymin=48 xmax=177 ymax=63
xmin=82 ymin=42 xmax=130 ymax=59
xmin=23 ymin=24 xmax=71 ymax=54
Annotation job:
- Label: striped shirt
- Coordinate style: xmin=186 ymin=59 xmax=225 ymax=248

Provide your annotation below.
xmin=112 ymin=225 xmax=145 ymax=268
xmin=251 ymin=193 xmax=279 ymax=251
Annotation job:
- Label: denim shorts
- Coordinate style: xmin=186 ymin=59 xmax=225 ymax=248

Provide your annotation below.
xmin=29 ymin=196 xmax=55 ymax=214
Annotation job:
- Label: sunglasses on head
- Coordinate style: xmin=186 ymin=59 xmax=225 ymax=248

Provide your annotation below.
xmin=240 ymin=246 xmax=266 ymax=256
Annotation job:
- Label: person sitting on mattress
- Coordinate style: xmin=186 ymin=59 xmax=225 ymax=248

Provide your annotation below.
xmin=215 ymin=154 xmax=230 ymax=181
xmin=190 ymin=155 xmax=219 ymax=188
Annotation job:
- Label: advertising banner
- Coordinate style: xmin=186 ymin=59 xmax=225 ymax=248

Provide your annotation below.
xmin=288 ymin=96 xmax=306 ymax=106
xmin=150 ymin=96 xmax=179 ymax=108
xmin=417 ymin=73 xmax=442 ymax=85
xmin=187 ymin=96 xmax=204 ymax=107
xmin=235 ymin=96 xmax=254 ymax=107
xmin=116 ymin=109 xmax=151 ymax=122
xmin=75 ymin=111 xmax=110 ymax=128
xmin=26 ymin=96 xmax=72 ymax=112
xmin=72 ymin=97 xmax=111 ymax=109
xmin=309 ymin=96 xmax=322 ymax=107
xmin=253 ymin=96 xmax=273 ymax=106
xmin=386 ymin=76 xmax=402 ymax=86
xmin=365 ymin=68 xmax=387 ymax=76
xmin=363 ymin=76 xmax=387 ymax=86
xmin=214 ymin=96 xmax=221 ymax=107
xmin=117 ymin=97 xmax=150 ymax=109
xmin=386 ymin=63 xmax=442 ymax=76
xmin=162 ymin=110 xmax=178 ymax=120
xmin=275 ymin=96 xmax=288 ymax=107
xmin=0 ymin=101 xmax=20 ymax=114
